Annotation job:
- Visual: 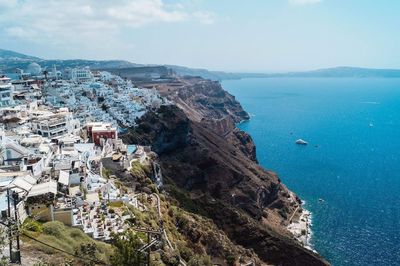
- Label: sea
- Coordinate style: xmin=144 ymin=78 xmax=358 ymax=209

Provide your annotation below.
xmin=222 ymin=78 xmax=400 ymax=266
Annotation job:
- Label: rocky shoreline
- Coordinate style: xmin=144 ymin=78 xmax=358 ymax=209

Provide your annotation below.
xmin=287 ymin=204 xmax=315 ymax=251
xmin=229 ymin=88 xmax=317 ymax=254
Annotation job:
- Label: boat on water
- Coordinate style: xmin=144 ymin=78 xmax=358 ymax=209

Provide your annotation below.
xmin=295 ymin=139 xmax=308 ymax=145
xmin=369 ymin=123 xmax=374 ymax=127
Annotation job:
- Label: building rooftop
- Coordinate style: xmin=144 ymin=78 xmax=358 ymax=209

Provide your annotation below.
xmin=91 ymin=123 xmax=117 ymax=132
xmin=10 ymin=175 xmax=36 ymax=193
xmin=27 ymin=180 xmax=57 ymax=198
xmin=0 ymin=171 xmax=29 ymax=178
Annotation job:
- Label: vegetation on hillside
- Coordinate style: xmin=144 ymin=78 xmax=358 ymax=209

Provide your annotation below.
xmin=0 ymin=157 xmax=257 ymax=266
xmin=21 ymin=220 xmax=114 ymax=265
xmin=130 ymin=161 xmax=152 ymax=182
xmin=110 ymin=231 xmax=146 ymax=266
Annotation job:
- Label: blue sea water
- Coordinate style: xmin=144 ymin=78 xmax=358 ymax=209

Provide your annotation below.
xmin=222 ymin=78 xmax=400 ymax=266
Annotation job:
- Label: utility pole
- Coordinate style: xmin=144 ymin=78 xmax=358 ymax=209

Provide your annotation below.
xmin=4 ymin=188 xmax=22 ymax=264
xmin=12 ymin=191 xmax=21 ymax=264
xmin=7 ymin=188 xmax=12 ymax=261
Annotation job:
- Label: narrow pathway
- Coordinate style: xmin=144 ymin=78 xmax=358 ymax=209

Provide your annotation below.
xmin=288 ymin=205 xmax=300 ymax=225
xmin=152 ymin=193 xmax=187 ymax=266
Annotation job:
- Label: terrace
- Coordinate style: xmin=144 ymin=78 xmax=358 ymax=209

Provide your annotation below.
xmin=72 ymin=201 xmax=128 ymax=241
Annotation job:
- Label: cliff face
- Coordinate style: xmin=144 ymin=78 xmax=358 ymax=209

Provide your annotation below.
xmin=228 ymin=129 xmax=258 ymax=163
xmin=147 ymin=77 xmax=248 ymax=133
xmin=122 ymin=76 xmax=328 ymax=265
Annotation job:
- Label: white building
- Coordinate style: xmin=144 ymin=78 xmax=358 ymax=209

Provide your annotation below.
xmin=0 ymin=76 xmax=14 ymax=108
xmin=30 ymin=109 xmax=80 ymax=138
xmin=71 ymin=67 xmax=93 ymax=82
xmin=0 ymin=129 xmax=29 ymax=166
xmin=62 ymin=67 xmax=72 ymax=80
xmin=100 ymin=71 xmax=113 ymax=82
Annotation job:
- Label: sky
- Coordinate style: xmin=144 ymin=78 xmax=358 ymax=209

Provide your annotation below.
xmin=0 ymin=0 xmax=400 ymax=72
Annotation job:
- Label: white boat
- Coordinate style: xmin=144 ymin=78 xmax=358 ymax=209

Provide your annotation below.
xmin=295 ymin=139 xmax=308 ymax=145
xmin=369 ymin=123 xmax=374 ymax=127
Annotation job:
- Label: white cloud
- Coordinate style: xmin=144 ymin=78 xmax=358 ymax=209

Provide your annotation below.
xmin=193 ymin=11 xmax=216 ymax=25
xmin=0 ymin=0 xmax=213 ymax=47
xmin=106 ymin=0 xmax=187 ymax=27
xmin=289 ymin=0 xmax=322 ymax=5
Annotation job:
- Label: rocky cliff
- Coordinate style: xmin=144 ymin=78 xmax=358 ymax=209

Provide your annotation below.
xmin=122 ymin=76 xmax=329 ymax=265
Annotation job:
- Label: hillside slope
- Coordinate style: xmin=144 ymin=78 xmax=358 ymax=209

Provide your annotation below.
xmin=121 ymin=76 xmax=329 ymax=265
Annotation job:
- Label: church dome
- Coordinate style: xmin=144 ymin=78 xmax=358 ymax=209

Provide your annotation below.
xmin=27 ymin=62 xmax=42 ymax=76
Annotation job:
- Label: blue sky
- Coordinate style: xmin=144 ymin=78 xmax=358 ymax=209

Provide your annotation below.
xmin=0 ymin=0 xmax=399 ymax=72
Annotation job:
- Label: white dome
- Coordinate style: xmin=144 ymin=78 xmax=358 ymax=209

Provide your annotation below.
xmin=27 ymin=62 xmax=42 ymax=76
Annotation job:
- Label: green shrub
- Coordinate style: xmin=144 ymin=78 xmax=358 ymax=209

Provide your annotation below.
xmin=110 ymin=231 xmax=146 ymax=266
xmin=148 ymin=183 xmax=159 ymax=194
xmin=102 ymin=168 xmax=112 ymax=179
xmin=177 ymin=242 xmax=194 ymax=262
xmin=23 ymin=218 xmax=43 ymax=233
xmin=150 ymin=252 xmax=165 ymax=266
xmin=226 ymin=254 xmax=237 ymax=266
xmin=70 ymin=228 xmax=86 ymax=239
xmin=130 ymin=161 xmax=149 ymax=181
xmin=187 ymin=255 xmax=212 ymax=266
xmin=42 ymin=221 xmax=65 ymax=238
xmin=175 ymin=211 xmax=190 ymax=230
xmin=108 ymin=201 xmax=123 ymax=208
xmin=159 ymin=194 xmax=166 ymax=201
xmin=161 ymin=251 xmax=180 ymax=266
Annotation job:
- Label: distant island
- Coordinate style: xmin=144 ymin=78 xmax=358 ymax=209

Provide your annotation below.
xmin=2 ymin=48 xmax=400 ymax=81
xmin=242 ymin=66 xmax=400 ymax=78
